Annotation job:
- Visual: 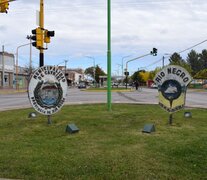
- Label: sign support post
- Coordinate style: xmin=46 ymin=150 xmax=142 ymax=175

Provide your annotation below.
xmin=154 ymin=65 xmax=192 ymax=124
xmin=28 ymin=66 xmax=68 ymax=120
xmin=169 ymin=113 xmax=173 ymax=125
xmin=48 ymin=115 xmax=52 ymax=124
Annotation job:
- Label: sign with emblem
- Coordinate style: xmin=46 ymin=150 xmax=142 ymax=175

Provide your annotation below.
xmin=154 ymin=65 xmax=192 ymax=113
xmin=28 ymin=66 xmax=67 ymax=115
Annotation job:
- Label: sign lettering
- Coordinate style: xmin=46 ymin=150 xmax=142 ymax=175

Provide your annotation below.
xmin=28 ymin=66 xmax=68 ymax=115
xmin=154 ymin=65 xmax=192 ymax=112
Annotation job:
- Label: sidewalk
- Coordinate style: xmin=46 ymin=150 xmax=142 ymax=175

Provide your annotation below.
xmin=0 ymin=88 xmax=27 ymax=95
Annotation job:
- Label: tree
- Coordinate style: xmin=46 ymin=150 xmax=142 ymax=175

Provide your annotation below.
xmin=148 ymin=67 xmax=162 ymax=80
xmin=95 ymin=65 xmax=106 ymax=83
xmin=131 ymin=70 xmax=145 ymax=83
xmin=186 ymin=50 xmax=201 ymax=76
xmin=194 ymin=69 xmax=207 ymax=79
xmin=199 ymin=49 xmax=207 ymax=69
xmin=169 ymin=52 xmax=192 ymax=73
xmin=169 ymin=52 xmax=184 ymax=65
xmin=85 ymin=65 xmax=106 ymax=83
xmin=139 ymin=71 xmax=150 ymax=82
xmin=84 ymin=66 xmax=94 ymax=79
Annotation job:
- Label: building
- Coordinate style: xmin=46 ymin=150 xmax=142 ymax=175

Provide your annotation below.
xmin=65 ymin=68 xmax=85 ymax=86
xmin=14 ymin=66 xmax=29 ymax=89
xmin=0 ymin=56 xmax=86 ymax=89
xmin=0 ymin=51 xmax=15 ymax=88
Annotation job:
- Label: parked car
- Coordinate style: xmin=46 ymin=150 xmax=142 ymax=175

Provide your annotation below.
xmin=150 ymin=83 xmax=158 ymax=88
xmin=112 ymin=82 xmax=119 ymax=87
xmin=78 ymin=82 xmax=86 ymax=89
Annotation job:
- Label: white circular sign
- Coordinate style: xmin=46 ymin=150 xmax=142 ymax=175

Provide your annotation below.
xmin=28 ymin=66 xmax=68 ymax=115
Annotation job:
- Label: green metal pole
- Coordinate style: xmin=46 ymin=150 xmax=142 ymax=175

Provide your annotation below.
xmin=107 ymin=0 xmax=112 ymax=111
xmin=39 ymin=0 xmax=44 ymax=67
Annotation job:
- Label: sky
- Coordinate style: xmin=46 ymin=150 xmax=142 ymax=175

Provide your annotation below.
xmin=1 ymin=0 xmax=207 ymax=76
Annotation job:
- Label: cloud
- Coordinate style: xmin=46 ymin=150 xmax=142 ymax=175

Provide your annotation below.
xmin=1 ymin=0 xmax=207 ymax=71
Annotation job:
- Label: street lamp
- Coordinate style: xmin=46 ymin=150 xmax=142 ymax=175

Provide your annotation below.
xmin=26 ymin=35 xmax=33 ymax=76
xmin=116 ymin=63 xmax=122 ymax=76
xmin=122 ymin=55 xmax=132 ymax=85
xmin=16 ymin=43 xmax=31 ymax=90
xmin=57 ymin=59 xmax=69 ymax=74
xmin=85 ymin=56 xmax=96 ymax=84
xmin=162 ymin=53 xmax=172 ymax=68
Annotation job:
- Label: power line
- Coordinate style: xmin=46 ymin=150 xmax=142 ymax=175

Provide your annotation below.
xmin=143 ymin=39 xmax=207 ymax=69
xmin=178 ymin=39 xmax=207 ymax=54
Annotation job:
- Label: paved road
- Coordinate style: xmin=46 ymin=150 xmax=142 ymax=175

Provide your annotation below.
xmin=0 ymin=88 xmax=206 ymax=111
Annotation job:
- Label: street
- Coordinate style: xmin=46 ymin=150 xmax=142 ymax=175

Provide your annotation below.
xmin=0 ymin=88 xmax=206 ymax=111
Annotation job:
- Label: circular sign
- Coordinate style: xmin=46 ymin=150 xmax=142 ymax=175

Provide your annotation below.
xmin=160 ymin=79 xmax=182 ymax=101
xmin=28 ymin=66 xmax=67 ymax=115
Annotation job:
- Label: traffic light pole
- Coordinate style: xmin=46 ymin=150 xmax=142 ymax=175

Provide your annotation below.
xmin=39 ymin=0 xmax=51 ymax=124
xmin=39 ymin=52 xmax=44 ymax=67
xmin=125 ymin=52 xmax=154 ymax=89
xmin=39 ymin=0 xmax=44 ymax=67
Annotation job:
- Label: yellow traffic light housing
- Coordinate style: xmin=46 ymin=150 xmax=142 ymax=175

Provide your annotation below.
xmin=31 ymin=27 xmax=44 ymax=49
xmin=0 ymin=0 xmax=9 ymax=13
xmin=44 ymin=29 xmax=55 ymax=44
xmin=31 ymin=27 xmax=55 ymax=50
xmin=0 ymin=0 xmax=16 ymax=13
xmin=44 ymin=30 xmax=50 ymax=43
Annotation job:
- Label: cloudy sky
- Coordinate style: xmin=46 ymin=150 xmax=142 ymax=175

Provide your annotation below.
xmin=1 ymin=0 xmax=207 ymax=75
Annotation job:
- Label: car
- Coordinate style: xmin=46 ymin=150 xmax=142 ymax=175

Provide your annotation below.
xmin=112 ymin=82 xmax=119 ymax=87
xmin=150 ymin=83 xmax=158 ymax=88
xmin=78 ymin=82 xmax=86 ymax=89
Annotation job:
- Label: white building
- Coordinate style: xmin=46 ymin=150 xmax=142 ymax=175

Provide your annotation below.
xmin=0 ymin=52 xmax=15 ymax=88
xmin=64 ymin=68 xmax=85 ymax=85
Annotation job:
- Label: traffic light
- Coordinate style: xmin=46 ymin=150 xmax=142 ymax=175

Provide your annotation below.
xmin=0 ymin=0 xmax=9 ymax=13
xmin=151 ymin=48 xmax=157 ymax=56
xmin=31 ymin=27 xmax=43 ymax=49
xmin=44 ymin=30 xmax=55 ymax=43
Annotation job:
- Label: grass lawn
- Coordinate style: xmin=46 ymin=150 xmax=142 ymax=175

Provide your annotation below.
xmin=0 ymin=104 xmax=206 ymax=179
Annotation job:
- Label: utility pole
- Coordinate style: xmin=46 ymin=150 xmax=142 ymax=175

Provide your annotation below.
xmin=2 ymin=45 xmax=4 ymax=88
xmin=162 ymin=53 xmax=172 ymax=68
xmin=27 ymin=35 xmax=32 ymax=75
xmin=64 ymin=60 xmax=68 ymax=75
xmin=39 ymin=0 xmax=44 ymax=67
